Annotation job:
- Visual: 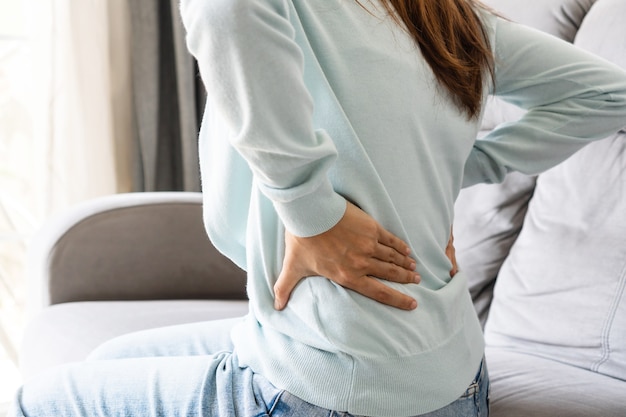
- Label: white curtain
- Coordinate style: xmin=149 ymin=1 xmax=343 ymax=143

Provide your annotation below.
xmin=0 ymin=0 xmax=133 ymax=372
xmin=28 ymin=0 xmax=133 ymax=220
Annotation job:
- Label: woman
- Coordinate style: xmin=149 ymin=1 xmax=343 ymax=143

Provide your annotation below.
xmin=10 ymin=0 xmax=626 ymax=416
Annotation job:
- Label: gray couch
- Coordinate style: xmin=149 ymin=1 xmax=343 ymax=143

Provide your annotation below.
xmin=19 ymin=0 xmax=626 ymax=416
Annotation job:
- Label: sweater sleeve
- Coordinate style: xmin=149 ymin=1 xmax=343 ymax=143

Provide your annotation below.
xmin=463 ymin=17 xmax=626 ymax=187
xmin=180 ymin=0 xmax=346 ymax=237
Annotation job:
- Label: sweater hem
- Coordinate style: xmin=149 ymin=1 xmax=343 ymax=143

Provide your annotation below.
xmin=233 ymin=297 xmax=485 ymax=416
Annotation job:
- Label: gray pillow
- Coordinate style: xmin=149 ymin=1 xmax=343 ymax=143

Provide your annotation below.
xmin=479 ymin=0 xmax=598 ymax=131
xmin=482 ymin=0 xmax=597 ymax=42
xmin=575 ymin=0 xmax=626 ymax=69
xmin=484 ymin=131 xmax=626 ymax=381
xmin=574 ymin=0 xmax=626 ymax=133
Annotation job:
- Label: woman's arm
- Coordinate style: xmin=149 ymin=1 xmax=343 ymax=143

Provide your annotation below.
xmin=463 ymin=17 xmax=626 ymax=187
xmin=182 ymin=0 xmax=344 ymax=235
xmin=181 ymin=0 xmax=419 ymax=307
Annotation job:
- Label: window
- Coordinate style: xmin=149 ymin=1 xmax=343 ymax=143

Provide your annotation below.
xmin=0 ymin=0 xmax=33 ymax=407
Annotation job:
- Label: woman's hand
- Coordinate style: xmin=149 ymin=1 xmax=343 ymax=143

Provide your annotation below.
xmin=274 ymin=202 xmax=420 ymax=311
xmin=446 ymin=229 xmax=459 ymax=278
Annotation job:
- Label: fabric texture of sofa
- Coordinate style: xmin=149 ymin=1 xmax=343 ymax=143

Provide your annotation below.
xmin=19 ymin=0 xmax=626 ymax=415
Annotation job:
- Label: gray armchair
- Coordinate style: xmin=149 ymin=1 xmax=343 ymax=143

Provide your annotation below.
xmin=20 ymin=192 xmax=249 ymax=380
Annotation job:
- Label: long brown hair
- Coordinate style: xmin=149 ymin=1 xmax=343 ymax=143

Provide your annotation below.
xmin=366 ymin=0 xmax=494 ymax=119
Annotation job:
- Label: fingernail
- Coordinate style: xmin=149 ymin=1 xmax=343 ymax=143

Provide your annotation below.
xmin=409 ymin=300 xmax=417 ymax=310
xmin=274 ymin=300 xmax=283 ymax=310
xmin=409 ymin=261 xmax=416 ymax=270
xmin=414 ymin=274 xmax=421 ymax=284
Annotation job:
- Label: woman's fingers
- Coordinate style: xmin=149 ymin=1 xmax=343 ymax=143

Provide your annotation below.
xmin=274 ymin=240 xmax=419 ymax=311
xmin=371 ymin=227 xmax=418 ymax=283
xmin=274 ymin=236 xmax=308 ymax=311
xmin=367 ymin=257 xmax=421 ymax=284
xmin=274 ymin=268 xmax=302 ymax=311
xmin=446 ymin=228 xmax=458 ymax=278
xmin=374 ymin=240 xmax=416 ymax=270
xmin=376 ymin=223 xmax=411 ymax=257
xmin=341 ymin=275 xmax=417 ymax=310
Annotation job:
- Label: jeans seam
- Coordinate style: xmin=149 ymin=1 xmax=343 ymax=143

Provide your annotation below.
xmin=266 ymin=390 xmax=286 ymax=416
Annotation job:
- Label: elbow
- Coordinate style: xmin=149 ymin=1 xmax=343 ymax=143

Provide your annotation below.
xmin=585 ymin=72 xmax=626 ymax=135
xmin=606 ymin=81 xmax=626 ymax=133
xmin=616 ymin=86 xmax=626 ymax=132
xmin=605 ymin=63 xmax=626 ymax=127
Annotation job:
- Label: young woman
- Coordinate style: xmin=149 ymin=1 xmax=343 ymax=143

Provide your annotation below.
xmin=10 ymin=0 xmax=626 ymax=416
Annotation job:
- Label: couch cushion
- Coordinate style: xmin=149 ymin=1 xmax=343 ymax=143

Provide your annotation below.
xmin=485 ymin=131 xmax=626 ymax=381
xmin=19 ymin=300 xmax=249 ymax=381
xmin=483 ymin=0 xmax=597 ymax=42
xmin=574 ymin=0 xmax=626 ymax=134
xmin=486 ymin=348 xmax=626 ymax=417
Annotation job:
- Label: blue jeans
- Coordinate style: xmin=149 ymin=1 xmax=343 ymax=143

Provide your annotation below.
xmin=10 ymin=318 xmax=489 ymax=417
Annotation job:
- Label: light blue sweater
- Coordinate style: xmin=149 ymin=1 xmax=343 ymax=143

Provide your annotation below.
xmin=181 ymin=0 xmax=626 ymax=415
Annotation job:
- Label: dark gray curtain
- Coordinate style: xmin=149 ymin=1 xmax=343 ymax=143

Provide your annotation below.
xmin=128 ymin=0 xmax=206 ymax=192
